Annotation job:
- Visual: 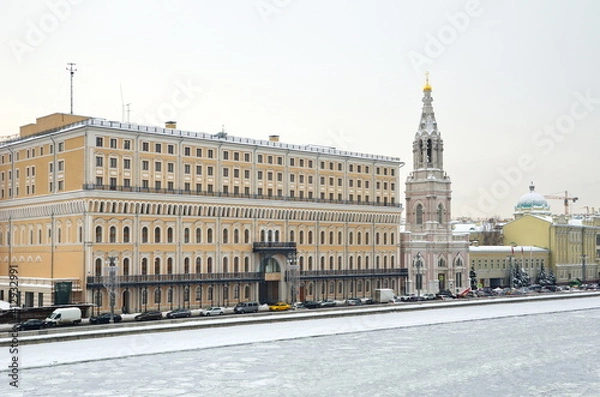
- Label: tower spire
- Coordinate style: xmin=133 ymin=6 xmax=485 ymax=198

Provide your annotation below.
xmin=423 ymin=71 xmax=432 ymax=91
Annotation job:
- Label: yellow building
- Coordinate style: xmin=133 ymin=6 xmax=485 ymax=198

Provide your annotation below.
xmin=0 ymin=113 xmax=406 ymax=311
xmin=503 ymin=184 xmax=600 ymax=284
xmin=468 ymin=245 xmax=550 ymax=288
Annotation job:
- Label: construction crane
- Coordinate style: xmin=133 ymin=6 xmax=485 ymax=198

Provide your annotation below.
xmin=544 ymin=191 xmax=579 ymax=215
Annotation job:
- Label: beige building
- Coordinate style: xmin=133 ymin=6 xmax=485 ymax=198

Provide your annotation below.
xmin=0 ymin=113 xmax=406 ymax=312
xmin=468 ymin=245 xmax=550 ymax=288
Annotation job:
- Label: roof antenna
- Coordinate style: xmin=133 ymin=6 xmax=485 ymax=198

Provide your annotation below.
xmin=66 ymin=62 xmax=77 ymax=114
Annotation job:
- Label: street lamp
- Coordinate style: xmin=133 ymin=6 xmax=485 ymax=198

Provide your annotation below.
xmin=288 ymin=252 xmax=299 ymax=304
xmin=413 ymin=252 xmax=423 ymax=298
xmin=104 ymin=256 xmax=119 ymax=323
xmin=582 ymin=254 xmax=587 ymax=284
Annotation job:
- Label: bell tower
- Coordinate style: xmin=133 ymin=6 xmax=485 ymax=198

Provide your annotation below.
xmin=405 ymin=73 xmax=452 ymax=232
xmin=401 ymin=74 xmax=469 ymax=296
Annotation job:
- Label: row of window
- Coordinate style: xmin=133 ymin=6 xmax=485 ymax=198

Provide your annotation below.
xmin=93 ymin=253 xmax=399 ymax=277
xmin=92 ymin=225 xmax=397 ymax=246
xmin=94 ymin=136 xmax=396 ymax=176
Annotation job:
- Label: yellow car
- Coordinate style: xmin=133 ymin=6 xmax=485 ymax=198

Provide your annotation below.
xmin=268 ymin=301 xmax=292 ymax=311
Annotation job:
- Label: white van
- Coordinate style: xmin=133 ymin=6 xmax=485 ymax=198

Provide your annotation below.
xmin=44 ymin=307 xmax=82 ymax=326
xmin=233 ymin=301 xmax=260 ymax=314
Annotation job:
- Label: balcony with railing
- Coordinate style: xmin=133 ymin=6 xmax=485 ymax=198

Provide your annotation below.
xmin=86 ymin=272 xmax=262 ymax=288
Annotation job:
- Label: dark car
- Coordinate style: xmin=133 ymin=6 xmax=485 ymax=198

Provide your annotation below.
xmin=302 ymin=301 xmax=321 ymax=309
xmin=12 ymin=319 xmax=46 ymax=331
xmin=134 ymin=311 xmax=163 ymax=321
xmin=166 ymin=308 xmax=192 ymax=319
xmin=89 ymin=313 xmax=123 ymax=324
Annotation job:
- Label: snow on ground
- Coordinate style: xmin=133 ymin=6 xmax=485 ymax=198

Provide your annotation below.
xmin=0 ymin=296 xmax=599 ymax=396
xmin=2 ymin=295 xmax=599 ymax=370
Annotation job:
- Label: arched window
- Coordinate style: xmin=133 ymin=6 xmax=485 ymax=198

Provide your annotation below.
xmin=320 ymin=231 xmax=325 ymax=245
xmin=154 ymin=227 xmax=161 ymax=243
xmin=184 ymin=257 xmax=190 ymax=274
xmin=195 ymin=257 xmax=201 ymax=273
xmin=195 ymin=228 xmax=201 ymax=243
xmin=365 ymin=232 xmax=369 ymax=245
xmin=223 ymin=229 xmax=228 ymax=244
xmin=109 ymin=226 xmax=117 ymax=243
xmin=142 ymin=227 xmax=148 ymax=243
xmin=234 ymin=257 xmax=240 ymax=273
xmin=167 ymin=288 xmax=173 ymax=304
xmin=95 ymin=226 xmax=102 ymax=243
xmin=207 ymin=228 xmax=213 ymax=243
xmin=349 ymin=232 xmax=353 ymax=245
xmin=438 ymin=257 xmax=446 ymax=267
xmin=167 ymin=258 xmax=173 ymax=274
xmin=244 ymin=229 xmax=250 ymax=243
xmin=234 ymin=229 xmax=239 ymax=243
xmin=223 ymin=257 xmax=228 ymax=273
xmin=244 ymin=285 xmax=250 ymax=299
xmin=95 ymin=258 xmax=102 ymax=276
xmin=167 ymin=227 xmax=174 ymax=243
xmin=207 ymin=257 xmax=213 ymax=273
xmin=154 ymin=257 xmax=160 ymax=275
xmin=416 ymin=204 xmax=423 ymax=225
xmin=244 ymin=257 xmax=249 ymax=272
xmin=123 ymin=226 xmax=130 ymax=243
xmin=308 ymin=231 xmax=313 ymax=244
xmin=437 ymin=203 xmax=444 ymax=224
xmin=299 ymin=231 xmax=304 ymax=244
xmin=141 ymin=258 xmax=148 ymax=275
xmin=184 ymin=228 xmax=190 ymax=243
xmin=357 ymin=232 xmax=362 ymax=245
xmin=154 ymin=288 xmax=161 ymax=304
xmin=195 ymin=286 xmax=202 ymax=301
xmin=289 ymin=230 xmax=295 ymax=242
xmin=123 ymin=258 xmax=130 ymax=276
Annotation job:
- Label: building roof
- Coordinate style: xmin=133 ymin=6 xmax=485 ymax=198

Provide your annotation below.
xmin=514 ymin=182 xmax=551 ymax=217
xmin=469 ymin=245 xmax=549 ymax=253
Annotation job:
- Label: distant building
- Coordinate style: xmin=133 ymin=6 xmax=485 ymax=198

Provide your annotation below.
xmin=400 ymin=77 xmax=470 ymax=295
xmin=0 ymin=113 xmax=406 ymax=311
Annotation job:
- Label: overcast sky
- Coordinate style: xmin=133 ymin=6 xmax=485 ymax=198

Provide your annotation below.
xmin=1 ymin=0 xmax=598 ymax=219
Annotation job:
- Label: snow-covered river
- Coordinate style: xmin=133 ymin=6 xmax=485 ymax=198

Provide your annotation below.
xmin=2 ymin=296 xmax=599 ymax=396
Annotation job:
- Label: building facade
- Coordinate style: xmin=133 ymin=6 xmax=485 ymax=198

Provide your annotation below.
xmin=400 ymin=77 xmax=469 ymax=295
xmin=0 ymin=113 xmax=407 ymax=311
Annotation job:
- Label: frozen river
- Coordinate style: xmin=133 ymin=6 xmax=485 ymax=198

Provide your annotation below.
xmin=2 ymin=295 xmax=599 ymax=396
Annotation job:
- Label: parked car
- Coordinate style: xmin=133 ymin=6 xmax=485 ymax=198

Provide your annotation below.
xmin=166 ymin=308 xmax=192 ymax=319
xmin=233 ymin=301 xmax=260 ymax=314
xmin=134 ymin=311 xmax=163 ymax=321
xmin=89 ymin=313 xmax=123 ymax=324
xmin=346 ymin=298 xmax=363 ymax=306
xmin=302 ymin=301 xmax=321 ymax=309
xmin=200 ymin=307 xmax=225 ymax=316
xmin=269 ymin=302 xmax=292 ymax=311
xmin=319 ymin=299 xmax=337 ymax=308
xmin=423 ymin=293 xmax=436 ymax=301
xmin=12 ymin=319 xmax=46 ymax=331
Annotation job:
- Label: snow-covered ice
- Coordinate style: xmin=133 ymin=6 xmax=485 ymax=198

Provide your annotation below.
xmin=1 ymin=295 xmax=599 ymax=396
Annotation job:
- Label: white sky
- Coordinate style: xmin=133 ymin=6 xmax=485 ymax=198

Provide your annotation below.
xmin=1 ymin=0 xmax=599 ymax=219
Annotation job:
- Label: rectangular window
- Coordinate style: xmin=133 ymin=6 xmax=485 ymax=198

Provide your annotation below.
xmin=96 ymin=177 xmax=104 ymax=186
xmin=196 ymin=148 xmax=202 ymax=157
xmin=96 ymin=156 xmax=103 ymax=167
xmin=110 ymin=138 xmax=117 ymax=149
xmin=167 ymin=163 xmax=174 ymax=173
xmin=223 ymin=151 xmax=229 ymax=160
xmin=257 ymin=154 xmax=263 ymax=163
xmin=124 ymin=140 xmax=131 ymax=150
xmin=155 ymin=143 xmax=162 ymax=153
xmin=142 ymin=161 xmax=149 ymax=171
xmin=244 ymin=170 xmax=250 ymax=179
xmin=184 ymin=147 xmax=191 ymax=156
xmin=233 ymin=169 xmax=240 ymax=178
xmin=257 ymin=171 xmax=263 ymax=180
xmin=57 ymin=180 xmax=63 ymax=191
xmin=234 ymin=152 xmax=240 ymax=161
xmin=184 ymin=164 xmax=191 ymax=174
xmin=168 ymin=182 xmax=174 ymax=190
xmin=223 ymin=168 xmax=229 ymax=177
xmin=167 ymin=144 xmax=174 ymax=154
xmin=142 ymin=142 xmax=149 ymax=151
xmin=155 ymin=181 xmax=161 ymax=190
xmin=155 ymin=162 xmax=162 ymax=172
xmin=124 ymin=159 xmax=131 ymax=169
xmin=196 ymin=165 xmax=202 ymax=175
xmin=110 ymin=158 xmax=117 ymax=168
xmin=96 ymin=137 xmax=103 ymax=147
xmin=207 ymin=167 xmax=213 ymax=176
xmin=124 ymin=179 xmax=131 ymax=187
xmin=58 ymin=161 xmax=64 ymax=171
xmin=244 ymin=153 xmax=250 ymax=162
xmin=208 ymin=149 xmax=214 ymax=158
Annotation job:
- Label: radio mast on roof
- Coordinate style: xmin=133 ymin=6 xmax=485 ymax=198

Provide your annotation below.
xmin=66 ymin=62 xmax=77 ymax=114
